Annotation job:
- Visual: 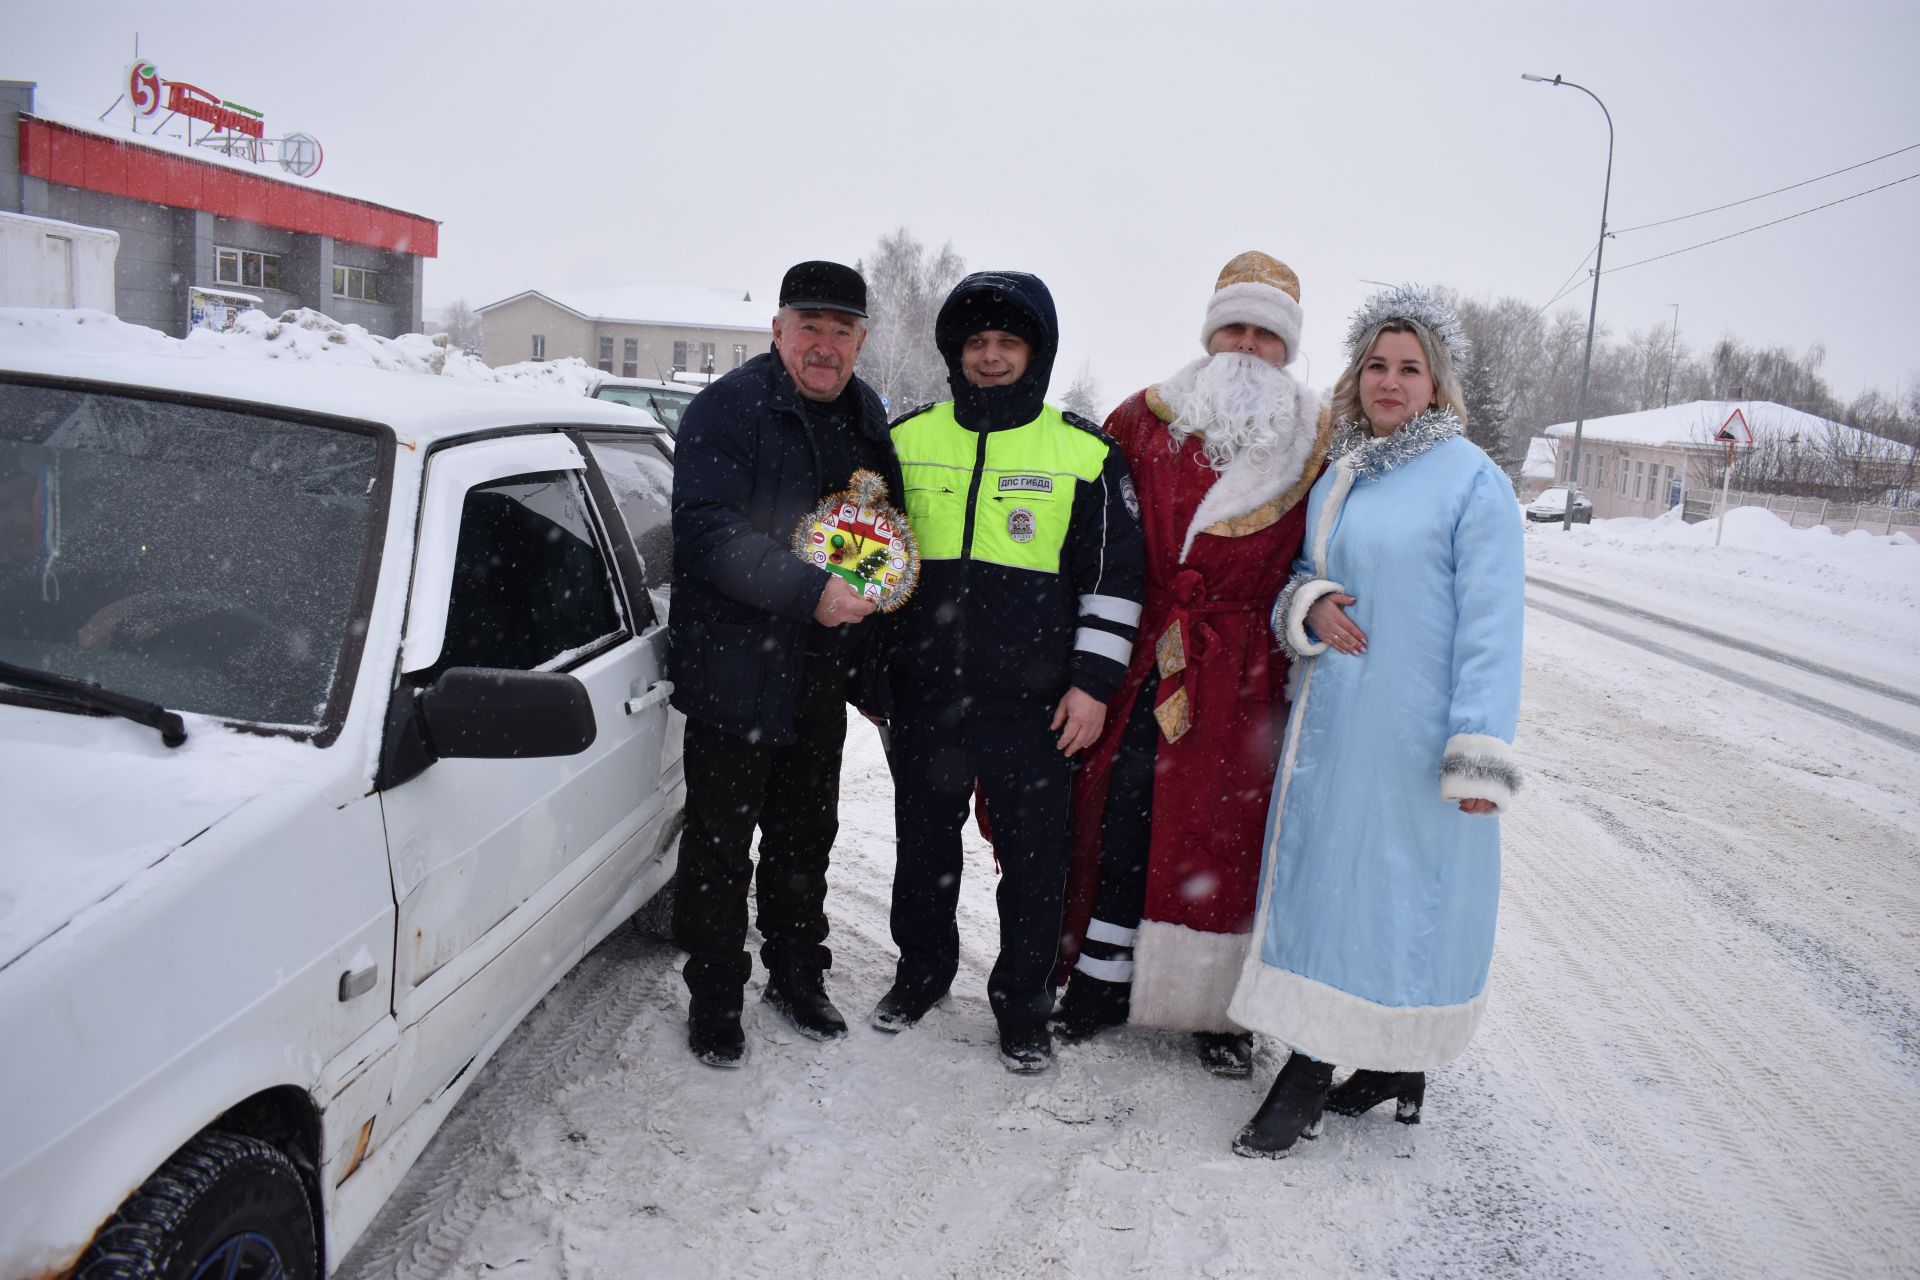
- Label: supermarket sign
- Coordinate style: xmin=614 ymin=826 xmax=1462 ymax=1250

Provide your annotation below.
xmin=127 ymin=61 xmax=265 ymax=140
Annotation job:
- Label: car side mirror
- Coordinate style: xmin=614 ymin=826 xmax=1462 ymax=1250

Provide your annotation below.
xmin=377 ymin=667 xmax=597 ymax=790
xmin=422 ymin=668 xmax=597 ymax=759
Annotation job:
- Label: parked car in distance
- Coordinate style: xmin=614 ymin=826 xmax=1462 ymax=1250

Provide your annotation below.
xmin=0 ymin=345 xmax=684 ymax=1279
xmin=588 ymin=374 xmax=701 ymax=436
xmin=1526 ymin=486 xmax=1594 ymax=524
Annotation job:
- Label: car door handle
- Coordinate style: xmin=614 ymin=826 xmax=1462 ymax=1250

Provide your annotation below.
xmin=625 ymin=680 xmax=673 ymax=715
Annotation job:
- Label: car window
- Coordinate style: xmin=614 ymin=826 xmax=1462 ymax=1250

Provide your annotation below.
xmin=584 ymin=437 xmax=673 ymax=624
xmin=592 ymin=386 xmax=690 ymax=434
xmin=430 ymin=470 xmax=624 ymax=675
xmin=0 ymin=381 xmax=381 ymax=729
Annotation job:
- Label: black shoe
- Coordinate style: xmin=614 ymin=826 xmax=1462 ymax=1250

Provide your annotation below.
xmin=763 ymin=971 xmax=848 ymax=1041
xmin=1048 ymin=974 xmax=1130 ymax=1043
xmin=1325 ymin=1069 xmax=1426 ymax=1124
xmin=688 ymin=995 xmax=745 ymax=1069
xmin=1232 ymin=1053 xmax=1334 ymax=1158
xmin=870 ymin=981 xmax=949 ymax=1033
xmin=999 ymin=1023 xmax=1053 ymax=1074
xmin=1195 ymin=1031 xmax=1254 ymax=1078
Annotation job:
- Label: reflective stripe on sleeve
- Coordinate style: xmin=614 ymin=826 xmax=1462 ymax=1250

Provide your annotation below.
xmin=1074 ymin=626 xmax=1133 ymax=665
xmin=1079 ymin=593 xmax=1142 ymax=626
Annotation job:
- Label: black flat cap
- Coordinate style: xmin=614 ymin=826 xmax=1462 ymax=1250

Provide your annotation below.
xmin=780 ymin=260 xmax=867 ymax=318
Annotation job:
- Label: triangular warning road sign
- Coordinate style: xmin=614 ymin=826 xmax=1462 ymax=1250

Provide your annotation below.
xmin=1715 ymin=408 xmax=1752 ymax=444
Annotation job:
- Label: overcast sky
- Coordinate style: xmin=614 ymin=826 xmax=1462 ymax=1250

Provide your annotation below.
xmin=11 ymin=1 xmax=1919 ymax=412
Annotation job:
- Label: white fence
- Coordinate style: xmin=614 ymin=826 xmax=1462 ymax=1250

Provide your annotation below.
xmin=1681 ymin=489 xmax=1920 ymax=536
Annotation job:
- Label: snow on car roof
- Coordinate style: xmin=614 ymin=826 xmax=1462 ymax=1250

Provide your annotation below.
xmin=1 ymin=309 xmax=664 ymax=444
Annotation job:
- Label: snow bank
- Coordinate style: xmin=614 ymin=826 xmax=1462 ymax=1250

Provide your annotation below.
xmin=0 ymin=307 xmax=599 ymax=397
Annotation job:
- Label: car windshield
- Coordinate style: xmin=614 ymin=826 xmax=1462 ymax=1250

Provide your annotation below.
xmin=593 ymin=385 xmax=693 ymax=432
xmin=0 ymin=381 xmax=383 ymax=731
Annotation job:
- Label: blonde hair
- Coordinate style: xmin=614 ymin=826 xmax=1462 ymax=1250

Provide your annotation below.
xmin=1330 ymin=317 xmax=1469 ymax=430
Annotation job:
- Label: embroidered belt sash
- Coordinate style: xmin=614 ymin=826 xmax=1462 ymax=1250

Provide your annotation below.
xmin=1151 ymin=567 xmax=1266 ymax=744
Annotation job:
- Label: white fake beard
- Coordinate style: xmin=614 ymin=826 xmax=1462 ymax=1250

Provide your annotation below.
xmin=1159 ymin=351 xmax=1301 ymax=473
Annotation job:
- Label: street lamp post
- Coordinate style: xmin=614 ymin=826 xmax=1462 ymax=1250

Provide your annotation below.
xmin=1523 ymin=72 xmax=1613 ymax=532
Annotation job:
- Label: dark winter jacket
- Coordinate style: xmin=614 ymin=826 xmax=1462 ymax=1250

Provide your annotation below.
xmin=888 ymin=273 xmax=1145 ymax=716
xmin=669 ymin=350 xmax=904 ymax=744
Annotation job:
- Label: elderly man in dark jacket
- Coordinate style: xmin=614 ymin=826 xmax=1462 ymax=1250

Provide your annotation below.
xmin=669 ymin=260 xmax=905 ymax=1068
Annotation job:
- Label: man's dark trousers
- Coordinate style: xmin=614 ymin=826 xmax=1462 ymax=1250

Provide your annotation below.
xmin=888 ymin=701 xmax=1074 ymax=1035
xmin=674 ymin=650 xmax=848 ymax=1003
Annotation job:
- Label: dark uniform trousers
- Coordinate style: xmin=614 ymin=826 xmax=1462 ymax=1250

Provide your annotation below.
xmin=889 ymin=701 xmax=1075 ymax=1035
xmin=674 ymin=649 xmax=848 ymax=1004
xmin=1087 ymin=671 xmax=1162 ymax=935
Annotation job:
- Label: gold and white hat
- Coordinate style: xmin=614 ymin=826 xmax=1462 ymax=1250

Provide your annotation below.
xmin=1200 ymin=251 xmax=1302 ymax=364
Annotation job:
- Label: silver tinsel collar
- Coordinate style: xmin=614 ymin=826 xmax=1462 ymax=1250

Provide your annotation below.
xmin=1329 ymin=408 xmax=1463 ymax=480
xmin=1344 ymin=283 xmax=1470 ymax=373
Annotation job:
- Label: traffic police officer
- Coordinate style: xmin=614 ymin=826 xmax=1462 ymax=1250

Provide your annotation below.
xmin=871 ymin=271 xmax=1145 ymax=1072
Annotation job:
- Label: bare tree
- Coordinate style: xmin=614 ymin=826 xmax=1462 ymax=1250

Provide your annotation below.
xmin=1060 ymin=359 xmax=1104 ymax=421
xmin=433 ymin=299 xmax=483 ymax=355
xmin=854 ymin=228 xmax=966 ymax=415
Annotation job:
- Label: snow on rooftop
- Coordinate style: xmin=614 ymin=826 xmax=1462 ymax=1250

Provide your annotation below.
xmin=0 ymin=307 xmax=658 ymax=441
xmin=1541 ymin=400 xmax=1854 ymax=449
xmin=1522 ymin=436 xmax=1557 ymax=478
xmin=491 ymin=283 xmax=772 ymax=333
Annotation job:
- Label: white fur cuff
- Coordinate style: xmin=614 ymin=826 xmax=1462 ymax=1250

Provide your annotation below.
xmin=1228 ymin=958 xmax=1486 ymax=1072
xmin=1439 ymin=733 xmax=1520 ymax=811
xmin=1201 ymin=281 xmax=1303 ymax=364
xmin=1273 ymin=575 xmax=1344 ymax=659
xmin=1128 ymin=920 xmax=1250 ymax=1032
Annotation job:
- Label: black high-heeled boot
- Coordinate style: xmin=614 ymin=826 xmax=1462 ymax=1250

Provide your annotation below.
xmin=1324 ymin=1070 xmax=1425 ymax=1124
xmin=1231 ymin=1053 xmax=1334 ymax=1159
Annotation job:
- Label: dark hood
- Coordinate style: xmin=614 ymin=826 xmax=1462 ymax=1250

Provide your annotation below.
xmin=934 ymin=271 xmax=1059 ymax=431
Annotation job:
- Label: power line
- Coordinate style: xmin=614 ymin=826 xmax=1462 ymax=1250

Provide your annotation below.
xmin=1613 ymin=141 xmax=1920 ymax=234
xmin=1537 ymin=245 xmax=1599 ymax=314
xmin=1602 ymin=172 xmax=1920 ymax=277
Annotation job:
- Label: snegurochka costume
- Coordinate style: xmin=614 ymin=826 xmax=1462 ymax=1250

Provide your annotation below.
xmin=880 ymin=271 xmax=1145 ymax=1065
xmin=1229 ymin=305 xmax=1525 ymax=1075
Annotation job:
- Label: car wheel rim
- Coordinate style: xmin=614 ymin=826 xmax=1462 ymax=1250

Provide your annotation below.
xmin=189 ymin=1231 xmax=287 ymax=1280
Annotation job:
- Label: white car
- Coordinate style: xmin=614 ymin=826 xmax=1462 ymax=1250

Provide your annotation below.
xmin=587 ymin=375 xmax=700 ymax=436
xmin=1526 ymin=486 xmax=1594 ymax=524
xmin=0 ymin=348 xmax=685 ymax=1278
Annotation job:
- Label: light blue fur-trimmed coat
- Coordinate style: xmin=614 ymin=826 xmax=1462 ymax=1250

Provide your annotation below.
xmin=1227 ymin=410 xmax=1524 ymax=1071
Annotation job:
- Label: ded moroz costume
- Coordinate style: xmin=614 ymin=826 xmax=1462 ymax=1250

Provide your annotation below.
xmin=1052 ymin=252 xmax=1332 ymax=1076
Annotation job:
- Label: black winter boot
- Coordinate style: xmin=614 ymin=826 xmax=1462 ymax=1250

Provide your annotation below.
xmin=763 ymin=969 xmax=847 ymax=1041
xmin=1325 ymin=1070 xmax=1426 ymax=1124
xmin=870 ymin=981 xmax=950 ymax=1033
xmin=1048 ymin=974 xmax=1130 ymax=1043
xmin=1194 ymin=1031 xmax=1254 ymax=1078
xmin=688 ymin=991 xmax=746 ymax=1068
xmin=1232 ymin=1053 xmax=1334 ymax=1159
xmin=999 ymin=1022 xmax=1053 ymax=1074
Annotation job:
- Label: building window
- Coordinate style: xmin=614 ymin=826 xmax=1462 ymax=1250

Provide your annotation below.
xmin=1634 ymin=460 xmax=1644 ymax=499
xmin=216 ymin=246 xmax=282 ymax=291
xmin=599 ymin=336 xmax=614 ymax=373
xmin=623 ymin=338 xmax=638 ymax=378
xmin=700 ymin=341 xmax=716 ymax=372
xmin=1665 ymin=465 xmax=1677 ymax=503
xmin=671 ymin=340 xmax=688 ymax=373
xmin=332 ymin=265 xmax=381 ymax=302
xmin=1618 ymin=457 xmax=1629 ymax=496
xmin=733 ymin=343 xmax=746 ymax=369
xmin=532 ymin=334 xmax=546 ymax=361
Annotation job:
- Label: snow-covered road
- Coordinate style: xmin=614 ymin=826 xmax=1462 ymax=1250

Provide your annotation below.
xmin=340 ymin=513 xmax=1920 ymax=1280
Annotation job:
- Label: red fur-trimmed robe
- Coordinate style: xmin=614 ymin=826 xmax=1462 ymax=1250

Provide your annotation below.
xmin=1060 ymin=382 xmax=1329 ymax=1030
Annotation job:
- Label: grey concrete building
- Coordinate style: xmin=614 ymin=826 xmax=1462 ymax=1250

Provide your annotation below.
xmin=2 ymin=80 xmax=437 ymax=338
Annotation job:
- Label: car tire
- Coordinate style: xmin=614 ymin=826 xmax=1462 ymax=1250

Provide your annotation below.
xmin=631 ymin=871 xmax=677 ymax=941
xmin=73 ymin=1131 xmax=317 ymax=1280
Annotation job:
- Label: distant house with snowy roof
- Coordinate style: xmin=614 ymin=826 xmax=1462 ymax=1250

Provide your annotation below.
xmin=478 ymin=285 xmax=771 ymax=378
xmin=1541 ymin=400 xmax=1890 ymax=520
xmin=1517 ymin=436 xmax=1559 ymax=502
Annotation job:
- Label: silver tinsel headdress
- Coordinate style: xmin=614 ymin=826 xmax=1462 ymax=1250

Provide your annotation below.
xmin=1343 ymin=284 xmax=1470 ymax=374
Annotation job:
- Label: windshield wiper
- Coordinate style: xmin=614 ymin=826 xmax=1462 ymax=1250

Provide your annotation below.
xmin=0 ymin=659 xmax=188 ymax=748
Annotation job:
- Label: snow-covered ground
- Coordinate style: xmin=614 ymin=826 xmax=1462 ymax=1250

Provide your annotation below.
xmin=338 ymin=512 xmax=1920 ymax=1280
xmin=6 ymin=310 xmax=1914 ymax=1276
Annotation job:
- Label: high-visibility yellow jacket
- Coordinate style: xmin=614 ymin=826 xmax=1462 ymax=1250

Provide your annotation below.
xmin=888 ymin=400 xmax=1145 ymax=714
